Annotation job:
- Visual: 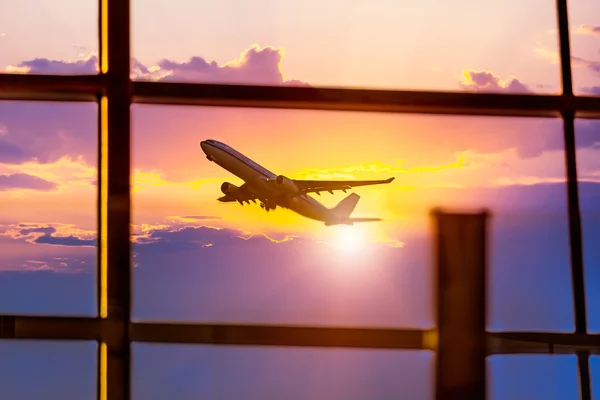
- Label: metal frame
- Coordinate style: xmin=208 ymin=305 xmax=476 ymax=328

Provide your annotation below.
xmin=0 ymin=0 xmax=598 ymax=399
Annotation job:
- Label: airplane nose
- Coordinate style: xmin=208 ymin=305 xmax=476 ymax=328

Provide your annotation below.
xmin=200 ymin=141 xmax=209 ymax=153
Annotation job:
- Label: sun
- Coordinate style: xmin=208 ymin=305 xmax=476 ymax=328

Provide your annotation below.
xmin=331 ymin=226 xmax=367 ymax=254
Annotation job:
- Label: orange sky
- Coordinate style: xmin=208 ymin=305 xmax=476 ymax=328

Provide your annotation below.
xmin=128 ymin=105 xmax=572 ymax=242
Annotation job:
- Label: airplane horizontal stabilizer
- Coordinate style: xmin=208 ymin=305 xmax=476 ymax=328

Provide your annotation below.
xmin=217 ymin=195 xmax=236 ymax=202
xmin=349 ymin=218 xmax=382 ymax=222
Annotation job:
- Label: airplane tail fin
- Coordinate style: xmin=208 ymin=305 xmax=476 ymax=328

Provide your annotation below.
xmin=331 ymin=193 xmax=360 ymax=218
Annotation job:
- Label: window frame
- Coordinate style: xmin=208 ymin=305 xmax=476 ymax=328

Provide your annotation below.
xmin=0 ymin=0 xmax=598 ymax=399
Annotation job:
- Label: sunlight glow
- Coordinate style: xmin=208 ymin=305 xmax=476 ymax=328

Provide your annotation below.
xmin=331 ymin=226 xmax=367 ymax=254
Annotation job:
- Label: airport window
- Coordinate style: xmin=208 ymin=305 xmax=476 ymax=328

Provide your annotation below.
xmin=1 ymin=1 xmax=599 ymax=399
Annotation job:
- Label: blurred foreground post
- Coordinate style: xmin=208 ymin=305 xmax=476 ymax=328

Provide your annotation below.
xmin=433 ymin=209 xmax=488 ymax=400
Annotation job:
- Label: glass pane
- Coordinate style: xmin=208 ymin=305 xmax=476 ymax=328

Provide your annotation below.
xmin=131 ymin=0 xmax=560 ymax=93
xmin=132 ymin=343 xmax=433 ymax=400
xmin=592 ymin=356 xmax=600 ymax=400
xmin=0 ymin=1 xmax=98 ymax=75
xmin=575 ymin=119 xmax=600 ymax=332
xmin=0 ymin=101 xmax=97 ymax=316
xmin=487 ymin=355 xmax=580 ymax=400
xmin=567 ymin=0 xmax=600 ymax=96
xmin=0 ymin=340 xmax=97 ymax=400
xmin=131 ymin=105 xmax=573 ymax=331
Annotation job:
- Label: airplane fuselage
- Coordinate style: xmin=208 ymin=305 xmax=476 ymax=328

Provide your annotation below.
xmin=200 ymin=140 xmax=332 ymax=222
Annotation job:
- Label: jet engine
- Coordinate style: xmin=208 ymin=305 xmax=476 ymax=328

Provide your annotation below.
xmin=221 ymin=182 xmax=243 ymax=198
xmin=275 ymin=175 xmax=300 ymax=195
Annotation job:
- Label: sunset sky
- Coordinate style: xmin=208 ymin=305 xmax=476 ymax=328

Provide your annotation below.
xmin=1 ymin=0 xmax=600 ymax=399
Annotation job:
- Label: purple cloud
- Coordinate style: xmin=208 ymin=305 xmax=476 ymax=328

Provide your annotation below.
xmin=0 ymin=173 xmax=58 ymax=191
xmin=5 ymin=45 xmax=310 ymax=88
xmin=0 ymin=101 xmax=97 ymax=165
xmin=10 ymin=56 xmax=98 ymax=75
xmin=3 ymin=223 xmax=96 ymax=249
xmin=134 ymin=225 xmax=300 ymax=254
xmin=459 ymin=69 xmax=531 ymax=93
xmin=0 ymin=139 xmax=30 ymax=163
xmin=574 ymin=56 xmax=600 ymax=74
xmin=582 ymin=86 xmax=600 ymax=95
xmin=150 ymin=45 xmax=310 ymax=86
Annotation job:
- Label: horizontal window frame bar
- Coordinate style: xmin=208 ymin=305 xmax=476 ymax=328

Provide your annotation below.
xmin=2 ymin=316 xmax=599 ymax=354
xmin=0 ymin=73 xmax=105 ymax=102
xmin=132 ymin=82 xmax=600 ymax=118
xmin=3 ymin=74 xmax=600 ymax=118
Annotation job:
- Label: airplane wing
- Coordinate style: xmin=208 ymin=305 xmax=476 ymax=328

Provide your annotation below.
xmin=217 ymin=183 xmax=258 ymax=204
xmin=292 ymin=177 xmax=395 ymax=195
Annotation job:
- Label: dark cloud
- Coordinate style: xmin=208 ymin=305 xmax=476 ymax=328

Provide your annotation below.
xmin=0 ymin=173 xmax=58 ymax=191
xmin=19 ymin=226 xmax=57 ymax=235
xmin=174 ymin=215 xmax=223 ymax=220
xmin=34 ymin=234 xmax=96 ymax=247
xmin=459 ymin=70 xmax=531 ymax=93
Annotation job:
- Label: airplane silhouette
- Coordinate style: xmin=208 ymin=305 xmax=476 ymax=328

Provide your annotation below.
xmin=200 ymin=139 xmax=395 ymax=226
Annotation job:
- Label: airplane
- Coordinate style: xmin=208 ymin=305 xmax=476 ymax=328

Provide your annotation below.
xmin=200 ymin=139 xmax=395 ymax=226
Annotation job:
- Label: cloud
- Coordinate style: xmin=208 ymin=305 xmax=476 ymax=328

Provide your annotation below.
xmin=6 ymin=54 xmax=98 ymax=75
xmin=576 ymin=25 xmax=600 ymax=36
xmin=0 ymin=102 xmax=97 ymax=166
xmin=4 ymin=45 xmax=309 ymax=87
xmin=0 ymin=139 xmax=29 ymax=163
xmin=19 ymin=225 xmax=57 ymax=235
xmin=535 ymin=48 xmax=600 ymax=74
xmin=459 ymin=69 xmax=531 ymax=93
xmin=1 ymin=45 xmax=308 ymax=175
xmin=133 ymin=225 xmax=299 ymax=253
xmin=142 ymin=44 xmax=310 ymax=87
xmin=582 ymin=86 xmax=600 ymax=95
xmin=2 ymin=223 xmax=96 ymax=247
xmin=0 ymin=173 xmax=58 ymax=191
xmin=34 ymin=234 xmax=96 ymax=247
